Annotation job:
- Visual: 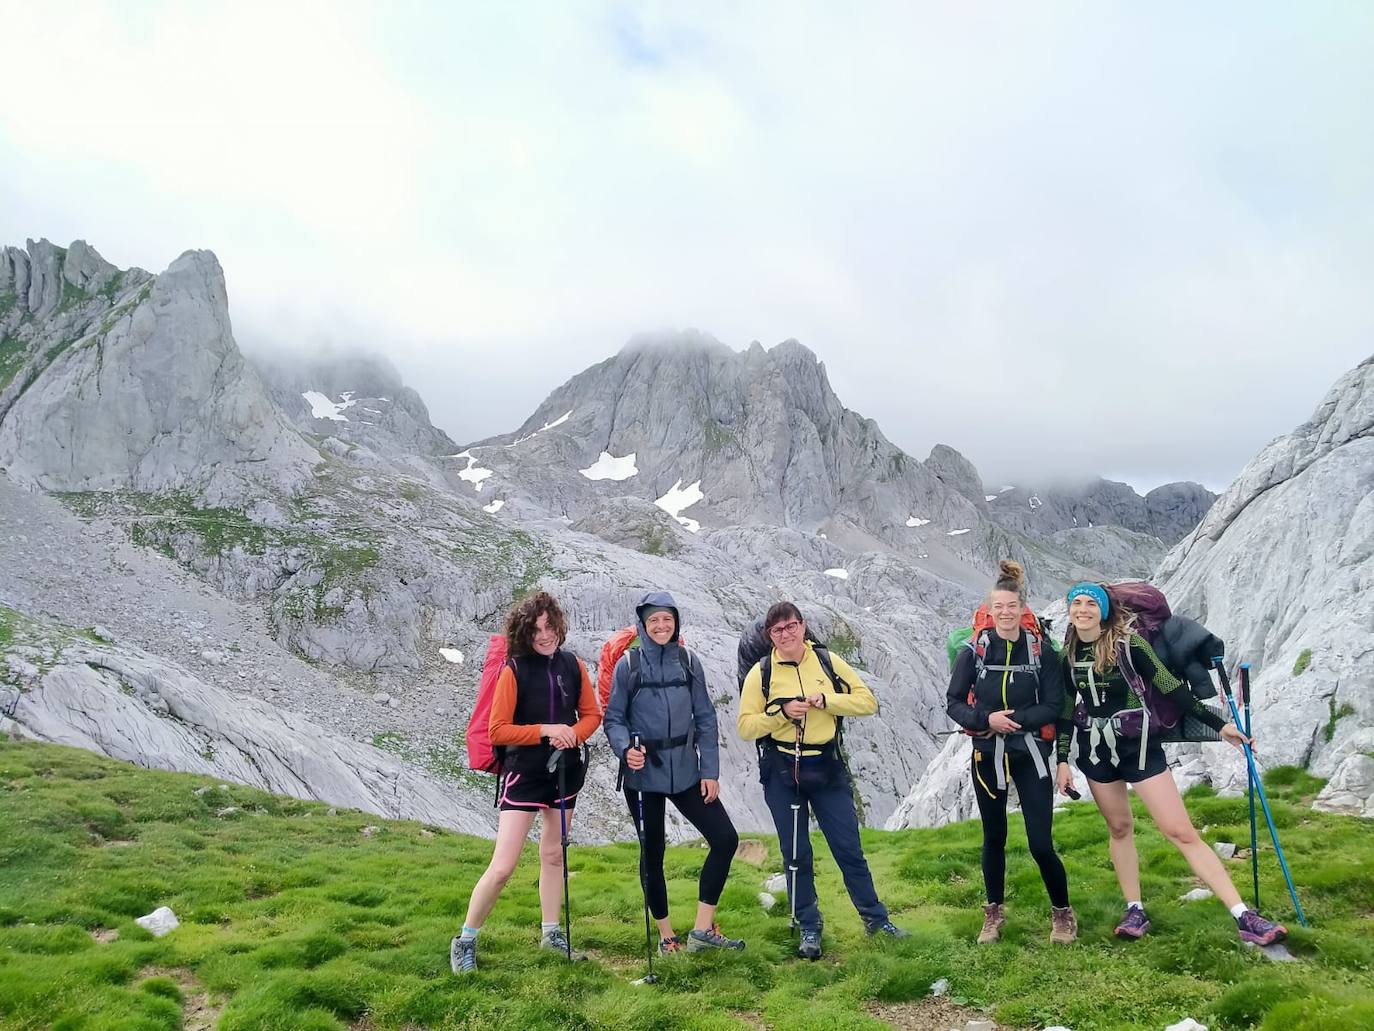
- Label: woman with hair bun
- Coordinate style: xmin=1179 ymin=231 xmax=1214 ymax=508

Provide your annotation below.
xmin=947 ymin=560 xmax=1075 ymax=945
xmin=1056 ymin=582 xmax=1287 ymax=946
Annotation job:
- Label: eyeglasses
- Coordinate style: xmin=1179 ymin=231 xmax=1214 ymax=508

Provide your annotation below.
xmin=768 ymin=620 xmax=803 ymax=638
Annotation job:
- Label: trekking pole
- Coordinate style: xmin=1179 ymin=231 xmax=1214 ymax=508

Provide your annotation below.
xmin=548 ymin=747 xmax=574 ymax=957
xmin=789 ymin=716 xmax=804 ymax=939
xmin=1241 ymin=664 xmax=1260 ymax=912
xmin=631 ymin=735 xmax=658 ymax=985
xmin=1212 ymin=659 xmax=1308 ymax=927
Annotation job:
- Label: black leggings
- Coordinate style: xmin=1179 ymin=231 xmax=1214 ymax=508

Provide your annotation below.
xmin=971 ymin=748 xmax=1070 ymax=908
xmin=624 ymin=784 xmax=739 ymax=921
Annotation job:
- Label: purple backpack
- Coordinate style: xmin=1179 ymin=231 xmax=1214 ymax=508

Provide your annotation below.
xmin=1106 ymin=582 xmax=1172 ymax=640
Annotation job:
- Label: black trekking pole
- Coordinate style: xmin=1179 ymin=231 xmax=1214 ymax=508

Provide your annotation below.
xmin=630 ymin=735 xmax=658 ymax=985
xmin=1212 ymin=659 xmax=1308 ymax=927
xmin=548 ymin=747 xmax=574 ymax=958
xmin=788 ymin=716 xmax=804 ymax=939
xmin=1241 ymin=664 xmax=1260 ymax=912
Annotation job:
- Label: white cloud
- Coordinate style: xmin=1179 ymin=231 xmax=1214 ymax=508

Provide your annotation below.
xmin=3 ymin=3 xmax=1371 ymax=489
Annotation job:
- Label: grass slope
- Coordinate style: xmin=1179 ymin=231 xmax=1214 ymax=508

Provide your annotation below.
xmin=0 ymin=739 xmax=1370 ymax=1031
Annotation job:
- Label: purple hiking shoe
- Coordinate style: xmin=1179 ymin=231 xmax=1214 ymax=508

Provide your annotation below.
xmin=1114 ymin=905 xmax=1151 ymax=940
xmin=1236 ymin=909 xmax=1287 ymax=946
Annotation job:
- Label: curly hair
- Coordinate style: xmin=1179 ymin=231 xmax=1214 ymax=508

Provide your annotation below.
xmin=1064 ymin=587 xmax=1137 ymax=674
xmin=505 ymin=591 xmax=568 ymax=656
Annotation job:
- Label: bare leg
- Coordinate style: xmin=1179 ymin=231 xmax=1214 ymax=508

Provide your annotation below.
xmin=1088 ymin=778 xmax=1140 ymax=902
xmin=1132 ymin=772 xmax=1244 ymax=910
xmin=538 ymin=807 xmax=575 ymax=925
xmin=463 ymin=809 xmax=537 ymax=929
xmin=656 ymin=916 xmax=676 ymax=940
xmin=694 ymin=901 xmax=717 ymax=932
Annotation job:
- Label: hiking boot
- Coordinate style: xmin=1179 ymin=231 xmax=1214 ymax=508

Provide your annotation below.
xmin=1114 ymin=905 xmax=1151 ymax=940
xmin=977 ymin=903 xmax=1006 ymax=944
xmin=797 ymin=929 xmax=823 ymax=960
xmin=449 ymin=936 xmax=477 ymax=974
xmin=866 ymin=920 xmax=910 ymax=939
xmin=1050 ymin=906 xmax=1078 ymax=944
xmin=686 ymin=924 xmax=745 ymax=952
xmin=539 ymin=926 xmax=587 ymax=961
xmin=658 ymin=935 xmax=684 ymax=956
xmin=1236 ymin=910 xmax=1287 ymax=946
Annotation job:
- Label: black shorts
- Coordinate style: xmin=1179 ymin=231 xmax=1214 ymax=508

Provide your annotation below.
xmin=498 ymin=760 xmax=586 ymax=812
xmin=1075 ymin=729 xmax=1169 ymax=784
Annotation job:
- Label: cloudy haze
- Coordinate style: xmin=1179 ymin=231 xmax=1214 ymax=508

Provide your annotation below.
xmin=2 ymin=2 xmax=1371 ymax=490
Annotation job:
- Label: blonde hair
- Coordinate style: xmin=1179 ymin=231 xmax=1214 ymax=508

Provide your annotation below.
xmin=1064 ymin=589 xmax=1136 ymax=674
xmin=990 ymin=559 xmax=1027 ymax=604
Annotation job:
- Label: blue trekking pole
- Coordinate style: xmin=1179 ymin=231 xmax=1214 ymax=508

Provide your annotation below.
xmin=1241 ymin=664 xmax=1260 ymax=912
xmin=1212 ymin=659 xmax=1308 ymax=927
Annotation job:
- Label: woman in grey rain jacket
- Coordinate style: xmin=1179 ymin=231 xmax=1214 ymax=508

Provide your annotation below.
xmin=603 ymin=591 xmax=745 ymax=955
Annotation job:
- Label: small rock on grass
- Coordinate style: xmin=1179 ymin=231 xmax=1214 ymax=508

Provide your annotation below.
xmin=1164 ymin=1019 xmax=1208 ymax=1031
xmin=758 ymin=892 xmax=776 ymax=910
xmin=361 ymin=825 xmax=381 ymax=837
xmin=135 ymin=907 xmax=179 ymax=937
xmin=1212 ymin=842 xmax=1236 ymax=860
xmin=929 ymin=977 xmax=950 ymax=997
xmin=1179 ymin=888 xmax=1214 ymax=902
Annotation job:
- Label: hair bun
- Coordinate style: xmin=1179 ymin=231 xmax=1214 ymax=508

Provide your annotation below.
xmin=998 ymin=559 xmax=1025 ymax=584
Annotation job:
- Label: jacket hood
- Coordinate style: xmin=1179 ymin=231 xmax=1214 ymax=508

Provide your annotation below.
xmin=635 ymin=590 xmax=681 ymax=652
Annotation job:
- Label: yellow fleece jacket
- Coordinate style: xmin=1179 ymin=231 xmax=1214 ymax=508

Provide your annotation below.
xmin=737 ymin=641 xmax=878 ymax=754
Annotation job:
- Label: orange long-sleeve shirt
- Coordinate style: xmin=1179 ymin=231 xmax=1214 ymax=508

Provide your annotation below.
xmin=487 ymin=656 xmax=602 ymax=746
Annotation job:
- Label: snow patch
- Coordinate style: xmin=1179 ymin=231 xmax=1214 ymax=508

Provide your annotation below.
xmin=947 ymin=528 xmax=971 ymax=536
xmin=905 ymin=516 xmax=931 ymax=527
xmin=1029 ymin=494 xmax=1043 ymax=510
xmin=984 ymin=494 xmax=998 ymax=502
xmin=302 ymin=390 xmax=358 ymax=421
xmin=362 ymin=407 xmax=382 ymax=415
xmin=580 ymin=451 xmax=639 ymax=481
xmin=655 ymin=478 xmax=704 ymax=533
xmin=999 ymin=485 xmax=1015 ymax=493
xmin=510 ymin=409 xmax=574 ymax=446
xmin=439 ymin=648 xmax=465 ymax=665
xmin=823 ymin=568 xmax=849 ymax=580
xmin=448 ymin=449 xmax=494 ymax=491
xmin=482 ymin=499 xmax=505 ymax=514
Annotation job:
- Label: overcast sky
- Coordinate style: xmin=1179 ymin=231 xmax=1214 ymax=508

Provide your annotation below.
xmin=3 ymin=2 xmax=1371 ymax=491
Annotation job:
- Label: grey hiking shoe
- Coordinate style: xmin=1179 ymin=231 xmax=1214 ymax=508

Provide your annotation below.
xmin=797 ymin=928 xmax=823 ymax=960
xmin=539 ymin=926 xmax=587 ymax=961
xmin=686 ymin=923 xmax=745 ymax=952
xmin=450 ymin=936 xmax=477 ymax=974
xmin=866 ymin=920 xmax=910 ymax=939
xmin=977 ymin=903 xmax=1006 ymax=944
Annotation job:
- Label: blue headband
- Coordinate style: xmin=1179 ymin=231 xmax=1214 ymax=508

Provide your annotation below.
xmin=1066 ymin=582 xmax=1109 ymax=619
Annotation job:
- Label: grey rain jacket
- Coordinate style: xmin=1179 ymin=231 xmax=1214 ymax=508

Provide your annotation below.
xmin=602 ymin=591 xmax=720 ymax=795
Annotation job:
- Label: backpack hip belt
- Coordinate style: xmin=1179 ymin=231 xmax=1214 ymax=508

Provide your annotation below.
xmin=636 ymin=732 xmax=691 ymax=755
xmin=1074 ymin=706 xmax=1151 ymax=771
xmin=992 ymin=730 xmax=1050 ymax=788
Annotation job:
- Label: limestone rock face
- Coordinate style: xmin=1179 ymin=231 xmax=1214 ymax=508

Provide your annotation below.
xmin=0 ymin=240 xmax=318 ymax=504
xmin=1157 ymin=355 xmax=1374 ymax=811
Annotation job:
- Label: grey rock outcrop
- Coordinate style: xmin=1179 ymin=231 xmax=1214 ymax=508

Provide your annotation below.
xmin=0 ymin=240 xmax=318 ymax=504
xmin=1157 ymin=354 xmax=1374 ymax=814
xmin=0 ymin=609 xmax=494 ymax=836
xmin=986 ymin=478 xmax=1214 ymax=547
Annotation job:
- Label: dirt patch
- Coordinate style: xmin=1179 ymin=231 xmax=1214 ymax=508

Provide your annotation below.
xmin=734 ymin=839 xmax=769 ymax=866
xmin=867 ymin=997 xmax=1003 ymax=1030
xmin=135 ymin=966 xmax=223 ymax=1031
xmin=90 ymin=927 xmax=119 ymax=943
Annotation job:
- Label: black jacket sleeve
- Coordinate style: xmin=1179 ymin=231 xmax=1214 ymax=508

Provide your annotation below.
xmin=1130 ymin=636 xmax=1228 ymax=733
xmin=946 ymin=647 xmax=987 ymax=731
xmin=1012 ymin=642 xmax=1063 ymax=732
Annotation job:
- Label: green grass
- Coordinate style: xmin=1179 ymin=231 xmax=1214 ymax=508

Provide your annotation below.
xmin=1324 ymin=699 xmax=1356 ymax=743
xmin=0 ymin=332 xmax=29 ymax=393
xmin=1293 ymin=649 xmax=1313 ymax=676
xmin=0 ymin=740 xmax=1370 ymax=1030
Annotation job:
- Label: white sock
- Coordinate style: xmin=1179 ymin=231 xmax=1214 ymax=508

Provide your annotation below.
xmin=1127 ymin=900 xmax=1143 ymax=911
xmin=541 ymin=921 xmax=560 ymax=935
xmin=1230 ymin=902 xmax=1250 ymax=919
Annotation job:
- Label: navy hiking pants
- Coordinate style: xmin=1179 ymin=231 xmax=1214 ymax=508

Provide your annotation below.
xmin=761 ymin=751 xmax=888 ymax=932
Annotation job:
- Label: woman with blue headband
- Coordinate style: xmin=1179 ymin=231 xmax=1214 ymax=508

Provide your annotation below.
xmin=1055 ymin=583 xmax=1287 ymax=946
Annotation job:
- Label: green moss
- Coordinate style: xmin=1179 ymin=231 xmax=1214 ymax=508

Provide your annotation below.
xmin=0 ymin=606 xmax=14 ymax=649
xmin=827 ymin=619 xmax=861 ymax=664
xmin=0 ymin=332 xmax=29 ymax=393
xmin=1293 ymin=648 xmax=1313 ymax=676
xmin=56 ymin=279 xmax=87 ymax=315
xmin=97 ymin=272 xmax=126 ymax=304
xmin=638 ymin=525 xmax=677 ymax=557
xmin=0 ymin=289 xmax=17 ymax=318
xmin=1324 ymin=699 xmax=1356 ymax=743
xmin=701 ymin=419 xmax=738 ymax=455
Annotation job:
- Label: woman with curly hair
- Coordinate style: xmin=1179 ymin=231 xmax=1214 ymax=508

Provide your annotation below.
xmin=1056 ymin=582 xmax=1287 ymax=945
xmin=451 ymin=592 xmax=601 ymax=974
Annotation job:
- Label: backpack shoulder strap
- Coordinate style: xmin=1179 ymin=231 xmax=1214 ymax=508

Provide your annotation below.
xmin=678 ymin=645 xmax=696 ymax=683
xmin=760 ymin=653 xmax=772 ymax=695
xmin=812 ymin=645 xmax=849 ymax=693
